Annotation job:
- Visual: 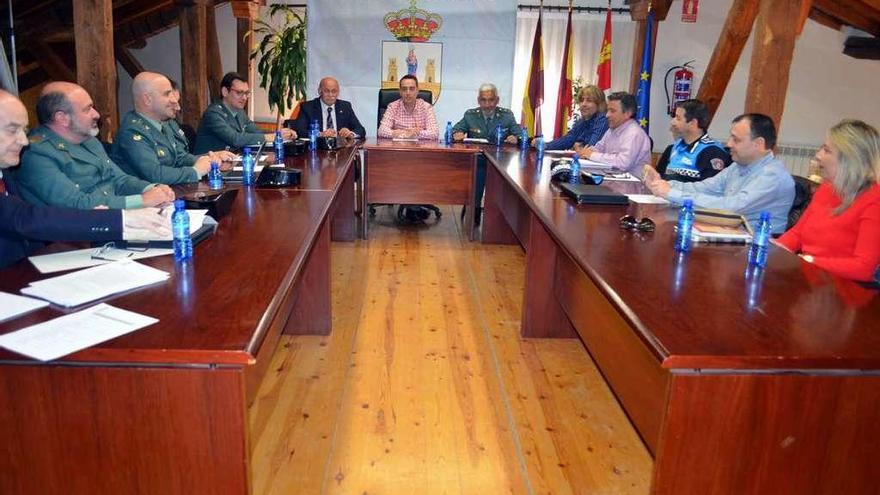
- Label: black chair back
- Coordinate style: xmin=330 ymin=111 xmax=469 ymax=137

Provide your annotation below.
xmin=377 ymin=88 xmax=433 ymax=129
xmin=788 ymin=175 xmax=816 ymax=228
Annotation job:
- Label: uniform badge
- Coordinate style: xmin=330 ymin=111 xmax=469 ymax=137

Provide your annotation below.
xmin=157 ymin=148 xmax=166 ymax=157
xmin=711 ymin=158 xmax=725 ymax=170
xmin=133 ymin=134 xmax=142 ymax=141
xmin=57 ymin=142 xmax=65 ymax=150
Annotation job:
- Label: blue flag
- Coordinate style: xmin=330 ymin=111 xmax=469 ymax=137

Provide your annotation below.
xmin=635 ymin=10 xmax=654 ymax=134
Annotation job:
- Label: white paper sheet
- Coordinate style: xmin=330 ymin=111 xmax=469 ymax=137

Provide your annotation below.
xmin=0 ymin=292 xmax=50 ymax=323
xmin=0 ymin=303 xmax=157 ymax=361
xmin=28 ymin=247 xmax=174 ymax=274
xmin=231 ymin=154 xmax=269 ymax=163
xmin=625 ymin=194 xmax=670 ymax=205
xmin=462 ymin=138 xmax=489 ymax=144
xmin=21 ymin=260 xmax=170 ymax=307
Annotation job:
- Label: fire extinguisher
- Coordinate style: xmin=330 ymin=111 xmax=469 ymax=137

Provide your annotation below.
xmin=664 ymin=61 xmax=695 ymax=116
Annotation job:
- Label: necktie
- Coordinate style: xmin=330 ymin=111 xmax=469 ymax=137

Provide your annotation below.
xmin=0 ymin=175 xmax=7 ymax=196
xmin=326 ymin=106 xmax=334 ymax=131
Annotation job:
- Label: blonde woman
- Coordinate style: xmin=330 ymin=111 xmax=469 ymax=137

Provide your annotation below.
xmin=778 ymin=119 xmax=880 ymax=281
xmin=537 ymin=84 xmax=608 ymax=150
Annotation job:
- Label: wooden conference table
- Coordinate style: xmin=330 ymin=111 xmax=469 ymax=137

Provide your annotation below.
xmin=1 ymin=139 xmax=878 ymax=493
xmin=482 ymin=147 xmax=880 ymax=494
xmin=0 ymin=145 xmax=359 ymax=494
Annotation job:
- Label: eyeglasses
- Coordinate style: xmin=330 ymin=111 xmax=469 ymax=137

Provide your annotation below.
xmin=618 ymin=215 xmax=655 ymax=232
xmin=230 ymin=89 xmax=251 ymax=98
xmin=91 ymin=242 xmax=147 ymax=261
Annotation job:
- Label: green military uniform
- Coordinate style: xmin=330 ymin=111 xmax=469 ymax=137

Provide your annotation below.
xmin=15 ymin=125 xmax=153 ymax=210
xmin=452 ymin=107 xmax=523 ymax=141
xmin=193 ymin=102 xmax=266 ymax=154
xmin=167 ymin=118 xmax=191 ymax=153
xmin=111 ymin=111 xmax=200 ymax=185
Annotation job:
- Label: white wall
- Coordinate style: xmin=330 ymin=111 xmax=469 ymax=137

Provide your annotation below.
xmin=120 ymin=0 xmax=880 ymax=148
xmin=651 ymin=0 xmax=880 ymax=150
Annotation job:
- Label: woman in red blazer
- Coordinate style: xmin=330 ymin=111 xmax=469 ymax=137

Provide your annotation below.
xmin=778 ymin=119 xmax=880 ymax=282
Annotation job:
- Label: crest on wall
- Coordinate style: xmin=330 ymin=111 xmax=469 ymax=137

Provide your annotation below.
xmin=381 ymin=1 xmax=443 ymax=102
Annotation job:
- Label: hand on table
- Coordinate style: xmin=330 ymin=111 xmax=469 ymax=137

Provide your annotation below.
xmin=142 ymin=184 xmax=176 ymax=206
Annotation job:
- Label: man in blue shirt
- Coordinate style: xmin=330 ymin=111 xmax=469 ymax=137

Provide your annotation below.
xmin=644 ymin=113 xmax=795 ymax=234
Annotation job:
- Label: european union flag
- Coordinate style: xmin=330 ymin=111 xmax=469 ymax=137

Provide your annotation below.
xmin=635 ymin=10 xmax=654 ymax=134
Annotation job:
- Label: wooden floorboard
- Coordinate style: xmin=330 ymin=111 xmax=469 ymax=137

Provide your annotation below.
xmin=250 ymin=205 xmax=652 ymax=494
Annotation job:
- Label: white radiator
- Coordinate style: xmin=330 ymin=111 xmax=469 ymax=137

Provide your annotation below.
xmin=776 ymin=143 xmax=818 ymax=178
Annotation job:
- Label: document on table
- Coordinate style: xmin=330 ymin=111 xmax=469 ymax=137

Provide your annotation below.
xmin=0 ymin=303 xmax=157 ymax=361
xmin=625 ymin=194 xmax=670 ymax=205
xmin=463 ymin=138 xmax=489 ymax=144
xmin=0 ymin=292 xmax=49 ymax=323
xmin=231 ymin=154 xmax=269 ymax=163
xmin=20 ymin=260 xmax=170 ymax=307
xmin=598 ymin=172 xmax=641 ymax=182
xmin=544 ymin=149 xmax=575 ymax=156
xmin=29 ymin=247 xmax=174 ymax=274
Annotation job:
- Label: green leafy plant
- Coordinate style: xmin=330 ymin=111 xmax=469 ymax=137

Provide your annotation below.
xmin=250 ymin=4 xmax=307 ymax=124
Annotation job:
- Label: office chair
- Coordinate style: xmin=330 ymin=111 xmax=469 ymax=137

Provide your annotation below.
xmin=371 ymin=88 xmax=441 ymax=221
xmin=788 ymin=175 xmax=816 ymax=228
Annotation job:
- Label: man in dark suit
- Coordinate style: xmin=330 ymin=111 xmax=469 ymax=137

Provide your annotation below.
xmin=0 ymin=90 xmax=169 ymax=268
xmin=292 ymin=77 xmax=366 ymax=139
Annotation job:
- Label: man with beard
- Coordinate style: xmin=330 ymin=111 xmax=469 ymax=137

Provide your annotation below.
xmin=15 ymin=82 xmax=175 ymax=209
xmin=0 ymin=89 xmax=171 ymax=268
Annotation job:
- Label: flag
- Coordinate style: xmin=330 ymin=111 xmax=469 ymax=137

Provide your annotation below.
xmin=595 ymin=5 xmax=612 ymax=91
xmin=553 ymin=4 xmax=574 ymax=139
xmin=635 ymin=9 xmax=654 ymax=134
xmin=521 ymin=4 xmax=544 ymax=136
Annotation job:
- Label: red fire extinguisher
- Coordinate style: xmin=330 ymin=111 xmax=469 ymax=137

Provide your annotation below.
xmin=664 ymin=61 xmax=695 ymax=116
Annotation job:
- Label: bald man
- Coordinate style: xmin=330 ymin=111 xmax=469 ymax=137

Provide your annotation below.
xmin=15 ymin=81 xmax=175 ymax=210
xmin=291 ymin=77 xmax=365 ymax=139
xmin=0 ymin=90 xmax=170 ymax=268
xmin=112 ymin=72 xmax=234 ymax=184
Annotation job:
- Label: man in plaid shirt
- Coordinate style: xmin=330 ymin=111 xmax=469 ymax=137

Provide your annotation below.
xmin=378 ymin=75 xmax=438 ymax=140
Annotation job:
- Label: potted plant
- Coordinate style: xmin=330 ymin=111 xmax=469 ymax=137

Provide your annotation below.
xmin=250 ymin=4 xmax=307 ymax=127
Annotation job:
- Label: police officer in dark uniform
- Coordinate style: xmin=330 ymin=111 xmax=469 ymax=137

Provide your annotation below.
xmin=656 ymin=99 xmax=731 ymax=182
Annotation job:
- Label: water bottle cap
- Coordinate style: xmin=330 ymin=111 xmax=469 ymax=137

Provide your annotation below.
xmin=760 ymin=211 xmax=771 ymax=220
xmin=275 ymin=130 xmax=281 ymax=136
xmin=174 ymin=199 xmax=185 ymax=209
xmin=210 ymin=161 xmax=219 ymax=169
xmin=682 ymin=199 xmax=694 ymax=207
xmin=243 ymin=146 xmax=251 ymax=154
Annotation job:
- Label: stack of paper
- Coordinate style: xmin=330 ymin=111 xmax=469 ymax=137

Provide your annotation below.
xmin=0 ymin=303 xmax=157 ymax=361
xmin=29 ymin=247 xmax=174 ymax=274
xmin=20 ymin=260 xmax=170 ymax=307
xmin=691 ymin=222 xmax=752 ymax=244
xmin=0 ymin=292 xmax=49 ymax=323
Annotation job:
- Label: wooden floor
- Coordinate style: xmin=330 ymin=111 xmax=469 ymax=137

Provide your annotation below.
xmin=249 ymin=206 xmax=652 ymax=495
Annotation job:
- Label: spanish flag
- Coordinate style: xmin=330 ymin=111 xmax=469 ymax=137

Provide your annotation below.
xmin=596 ymin=5 xmax=612 ymax=91
xmin=553 ymin=2 xmax=574 ymax=139
xmin=521 ymin=2 xmax=544 ymax=136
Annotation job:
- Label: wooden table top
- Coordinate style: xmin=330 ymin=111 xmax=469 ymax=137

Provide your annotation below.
xmin=0 ymin=147 xmax=357 ymax=366
xmin=485 ymin=147 xmax=880 ymax=370
xmin=363 ymin=138 xmax=487 ymax=154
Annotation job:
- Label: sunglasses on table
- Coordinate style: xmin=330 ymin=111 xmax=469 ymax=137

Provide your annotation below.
xmin=618 ymin=215 xmax=655 ymax=232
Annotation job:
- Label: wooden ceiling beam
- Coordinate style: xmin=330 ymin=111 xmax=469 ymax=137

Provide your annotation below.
xmin=28 ymin=42 xmax=75 ymax=82
xmin=812 ymin=0 xmax=880 ymax=36
xmin=115 ymin=43 xmax=145 ymax=78
xmin=809 ymin=7 xmax=843 ymax=31
xmin=695 ymin=0 xmax=760 ymax=125
xmin=745 ymin=0 xmax=813 ymax=135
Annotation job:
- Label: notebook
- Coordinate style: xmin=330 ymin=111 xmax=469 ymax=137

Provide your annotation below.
xmin=559 ymin=183 xmax=630 ymax=205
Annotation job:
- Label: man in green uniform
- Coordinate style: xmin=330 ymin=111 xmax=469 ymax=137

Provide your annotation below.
xmin=112 ymin=72 xmax=234 ymax=184
xmin=451 ymin=83 xmax=523 ymax=225
xmin=193 ymin=72 xmax=296 ymax=154
xmin=15 ymin=82 xmax=175 ymax=210
xmin=167 ymin=78 xmax=192 ymax=152
xmin=452 ymin=83 xmax=522 ymax=144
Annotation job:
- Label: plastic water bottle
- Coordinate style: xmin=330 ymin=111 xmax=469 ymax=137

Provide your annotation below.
xmin=748 ymin=212 xmax=772 ymax=268
xmin=520 ymin=127 xmax=529 ymax=151
xmin=172 ymin=199 xmax=192 ymax=262
xmin=241 ymin=146 xmax=255 ymax=186
xmin=274 ymin=130 xmax=284 ymax=163
xmin=535 ymin=136 xmax=545 ymax=164
xmin=309 ymin=119 xmax=318 ymax=151
xmin=207 ymin=161 xmax=222 ymax=190
xmin=495 ymin=124 xmax=503 ymax=146
xmin=674 ymin=199 xmax=695 ymax=252
xmin=569 ymin=155 xmax=581 ymax=184
xmin=444 ymin=121 xmax=453 ymax=145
